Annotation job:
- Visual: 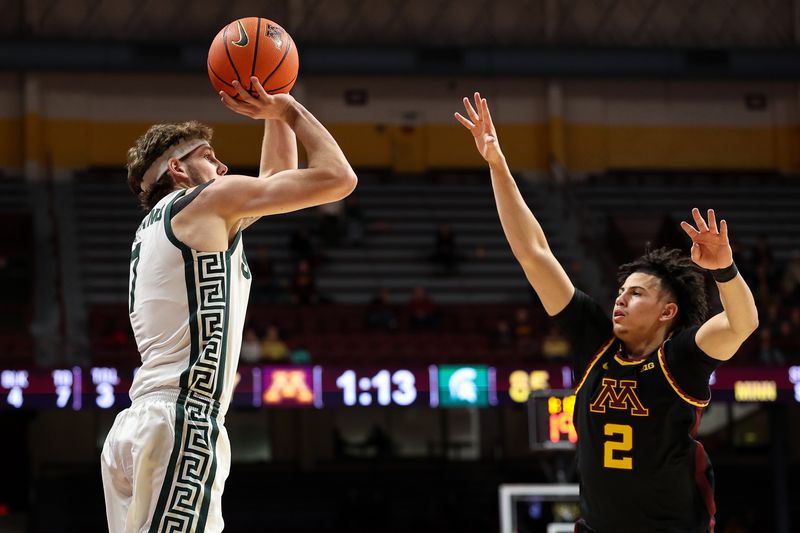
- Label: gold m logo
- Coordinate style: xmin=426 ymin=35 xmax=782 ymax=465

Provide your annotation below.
xmin=263 ymin=370 xmax=313 ymax=404
xmin=590 ymin=378 xmax=649 ymax=416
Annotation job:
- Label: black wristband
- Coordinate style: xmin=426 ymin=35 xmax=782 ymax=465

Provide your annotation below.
xmin=711 ymin=262 xmax=738 ymax=283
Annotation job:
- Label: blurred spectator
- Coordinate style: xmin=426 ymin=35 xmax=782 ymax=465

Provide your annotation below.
xmin=753 ymin=263 xmax=778 ymax=310
xmin=790 ymin=305 xmax=800 ymax=332
xmin=334 ymin=425 xmax=394 ymax=459
xmin=490 ymin=319 xmax=514 ymax=351
xmin=786 ymin=307 xmax=800 ymax=363
xmin=362 ymin=425 xmax=394 ymax=458
xmin=366 ymin=288 xmax=398 ymax=331
xmin=757 ymin=328 xmax=785 ymax=366
xmin=344 ymin=195 xmax=367 ymax=246
xmin=431 ymin=223 xmax=459 ymax=276
xmin=0 ymin=255 xmax=9 ymax=293
xmin=764 ymin=302 xmax=781 ymax=335
xmin=249 ymin=245 xmax=281 ymax=303
xmin=99 ymin=320 xmax=131 ymax=352
xmin=408 ymin=286 xmax=439 ymax=330
xmin=101 ymin=329 xmax=129 ymax=352
xmin=513 ymin=307 xmax=535 ymax=354
xmin=566 ymin=259 xmax=585 ymax=290
xmin=261 ymin=325 xmax=290 ymax=363
xmin=317 ymin=199 xmax=345 ymax=246
xmin=780 ymin=253 xmax=800 ymax=305
xmin=289 ymin=227 xmax=316 ymax=265
xmin=0 ymin=253 xmax=31 ymax=303
xmin=730 ymin=238 xmax=752 ymax=283
xmin=240 ymin=326 xmax=262 ymax=364
xmin=289 ymin=346 xmax=312 ymax=364
xmin=291 ymin=259 xmax=318 ymax=305
xmin=751 ymin=233 xmax=774 ymax=272
xmin=774 ymin=319 xmax=799 ymax=362
xmin=541 ymin=323 xmax=571 ymax=362
xmin=720 ymin=509 xmax=756 ymax=533
xmin=720 ymin=516 xmax=749 ymax=533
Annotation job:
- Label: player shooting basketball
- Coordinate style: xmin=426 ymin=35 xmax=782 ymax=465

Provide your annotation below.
xmin=456 ymin=92 xmax=758 ymax=532
xmin=100 ymin=77 xmax=356 ymax=533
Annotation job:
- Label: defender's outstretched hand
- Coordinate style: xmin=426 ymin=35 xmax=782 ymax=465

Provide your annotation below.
xmin=680 ymin=208 xmax=734 ymax=270
xmin=454 ymin=92 xmax=504 ymax=165
xmin=220 ymin=77 xmax=294 ymax=122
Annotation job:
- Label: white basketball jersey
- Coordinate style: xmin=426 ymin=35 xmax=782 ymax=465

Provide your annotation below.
xmin=127 ymin=188 xmax=252 ymax=414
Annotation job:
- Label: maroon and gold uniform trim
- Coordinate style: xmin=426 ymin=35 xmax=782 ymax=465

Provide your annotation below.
xmin=575 ymin=336 xmax=616 ymax=395
xmin=613 ymin=354 xmax=649 ymax=366
xmin=657 ymin=344 xmax=710 ymax=408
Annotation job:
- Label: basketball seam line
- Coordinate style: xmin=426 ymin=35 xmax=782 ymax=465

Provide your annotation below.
xmin=261 ymin=34 xmax=292 ymax=90
xmin=222 ymin=24 xmax=242 ymax=87
xmin=249 ymin=17 xmax=261 ymax=94
xmin=265 ymin=72 xmax=297 ymax=93
xmin=208 ymin=63 xmax=235 ymax=89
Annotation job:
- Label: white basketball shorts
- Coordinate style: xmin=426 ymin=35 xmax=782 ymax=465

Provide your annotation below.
xmin=101 ymin=389 xmax=231 ymax=533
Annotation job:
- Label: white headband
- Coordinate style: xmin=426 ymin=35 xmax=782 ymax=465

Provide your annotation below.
xmin=141 ymin=138 xmax=211 ymax=192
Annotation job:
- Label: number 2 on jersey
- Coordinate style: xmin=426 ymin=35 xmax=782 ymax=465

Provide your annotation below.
xmin=603 ymin=423 xmax=633 ymax=470
xmin=129 ymin=242 xmax=142 ymax=313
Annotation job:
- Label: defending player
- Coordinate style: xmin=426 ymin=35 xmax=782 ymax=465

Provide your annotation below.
xmin=456 ymin=93 xmax=758 ymax=532
xmin=101 ymin=78 xmax=357 ymax=533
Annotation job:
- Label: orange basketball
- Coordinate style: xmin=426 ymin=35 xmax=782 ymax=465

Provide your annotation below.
xmin=208 ymin=17 xmax=299 ymax=97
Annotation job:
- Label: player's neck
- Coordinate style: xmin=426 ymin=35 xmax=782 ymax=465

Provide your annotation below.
xmin=619 ymin=332 xmax=668 ymax=359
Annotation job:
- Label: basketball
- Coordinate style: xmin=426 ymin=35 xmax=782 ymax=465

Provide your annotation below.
xmin=208 ymin=17 xmax=299 ymax=97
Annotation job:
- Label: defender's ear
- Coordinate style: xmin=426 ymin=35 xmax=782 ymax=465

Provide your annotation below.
xmin=660 ymin=302 xmax=678 ymax=323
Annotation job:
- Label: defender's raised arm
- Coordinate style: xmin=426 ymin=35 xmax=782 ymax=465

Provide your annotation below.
xmin=455 ymin=92 xmax=573 ymax=316
xmin=681 ymin=208 xmax=759 ymax=360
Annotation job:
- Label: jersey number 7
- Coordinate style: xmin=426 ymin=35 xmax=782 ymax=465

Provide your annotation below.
xmin=129 ymin=242 xmax=142 ymax=314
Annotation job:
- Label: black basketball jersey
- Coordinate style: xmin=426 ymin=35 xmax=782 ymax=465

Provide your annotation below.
xmin=555 ymin=289 xmax=723 ymax=533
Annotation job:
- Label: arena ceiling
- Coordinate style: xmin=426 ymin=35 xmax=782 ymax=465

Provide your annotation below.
xmin=2 ymin=0 xmax=796 ymax=48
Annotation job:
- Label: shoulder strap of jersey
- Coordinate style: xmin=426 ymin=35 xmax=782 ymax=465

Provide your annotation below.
xmin=171 ymin=179 xmax=216 ymax=219
xmin=656 ymin=338 xmax=710 ymax=408
xmin=575 ymin=336 xmax=617 ymax=394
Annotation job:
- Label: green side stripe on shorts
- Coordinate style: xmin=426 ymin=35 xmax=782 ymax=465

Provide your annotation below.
xmin=147 ymin=392 xmax=187 ymax=533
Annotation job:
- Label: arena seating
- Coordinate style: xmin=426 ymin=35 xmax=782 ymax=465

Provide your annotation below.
xmin=74 ymin=171 xmax=564 ymax=365
xmin=572 ymin=172 xmax=800 ymax=263
xmin=72 ymin=171 xmax=573 ymax=304
xmin=0 ymin=179 xmax=34 ymax=365
xmin=72 ymin=170 xmax=800 ymax=366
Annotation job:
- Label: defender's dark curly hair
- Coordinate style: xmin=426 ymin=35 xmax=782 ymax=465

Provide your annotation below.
xmin=617 ymin=247 xmax=708 ymax=331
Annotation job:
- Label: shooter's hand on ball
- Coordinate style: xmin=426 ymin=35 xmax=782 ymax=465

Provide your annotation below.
xmin=220 ymin=76 xmax=295 ymax=122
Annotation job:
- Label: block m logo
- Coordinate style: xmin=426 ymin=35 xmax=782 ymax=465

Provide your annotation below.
xmin=264 ymin=370 xmax=313 ymax=405
xmin=590 ymin=378 xmax=649 ymax=416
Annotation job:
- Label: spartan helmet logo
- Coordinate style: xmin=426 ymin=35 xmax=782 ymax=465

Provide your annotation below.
xmin=265 ymin=24 xmax=284 ymax=49
xmin=448 ymin=367 xmax=478 ymax=403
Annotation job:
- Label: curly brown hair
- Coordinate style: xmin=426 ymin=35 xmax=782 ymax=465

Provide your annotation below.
xmin=126 ymin=121 xmax=213 ymax=211
xmin=617 ymin=247 xmax=708 ymax=331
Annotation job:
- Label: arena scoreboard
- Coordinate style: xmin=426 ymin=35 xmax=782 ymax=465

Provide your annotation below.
xmin=527 ymin=389 xmax=578 ymax=450
xmin=0 ymin=364 xmax=798 ymax=410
